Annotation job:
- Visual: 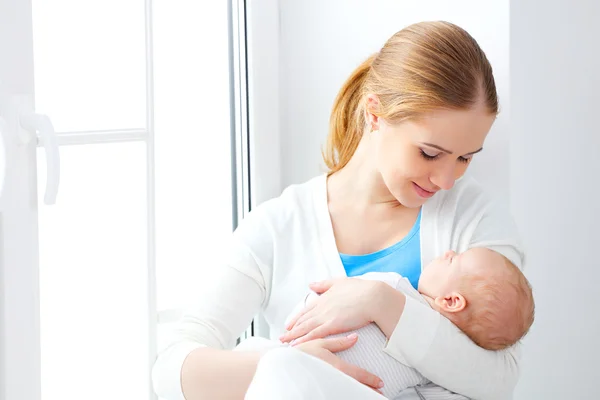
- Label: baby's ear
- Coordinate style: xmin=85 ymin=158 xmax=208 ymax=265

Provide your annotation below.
xmin=434 ymin=292 xmax=467 ymax=313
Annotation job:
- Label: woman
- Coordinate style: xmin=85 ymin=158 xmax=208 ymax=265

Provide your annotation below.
xmin=152 ymin=21 xmax=525 ymax=400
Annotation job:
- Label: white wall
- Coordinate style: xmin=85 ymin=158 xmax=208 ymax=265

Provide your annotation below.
xmin=510 ymin=1 xmax=600 ymax=398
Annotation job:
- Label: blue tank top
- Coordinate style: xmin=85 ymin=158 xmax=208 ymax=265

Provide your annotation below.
xmin=340 ymin=210 xmax=422 ymax=289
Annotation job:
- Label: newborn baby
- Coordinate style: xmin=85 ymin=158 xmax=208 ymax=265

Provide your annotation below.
xmin=238 ymin=247 xmax=535 ymax=399
xmin=416 ymin=247 xmax=534 ymax=351
xmin=289 ymin=247 xmax=534 ymax=399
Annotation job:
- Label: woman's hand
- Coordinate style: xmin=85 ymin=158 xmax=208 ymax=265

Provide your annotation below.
xmin=280 ymin=277 xmax=383 ymax=346
xmin=294 ymin=334 xmax=384 ymax=391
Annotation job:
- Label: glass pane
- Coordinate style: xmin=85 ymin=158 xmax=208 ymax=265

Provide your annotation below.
xmin=32 ymin=0 xmax=146 ymax=132
xmin=153 ymin=1 xmax=233 ymax=311
xmin=37 ymin=143 xmax=148 ymax=400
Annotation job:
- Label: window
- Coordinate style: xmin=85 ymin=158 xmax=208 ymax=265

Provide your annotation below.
xmin=0 ymin=0 xmax=249 ymax=398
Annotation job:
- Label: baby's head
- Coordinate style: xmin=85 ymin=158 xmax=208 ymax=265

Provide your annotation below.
xmin=418 ymin=247 xmax=534 ymax=350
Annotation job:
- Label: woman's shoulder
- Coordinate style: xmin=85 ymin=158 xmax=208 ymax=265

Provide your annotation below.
xmin=278 ymin=174 xmax=326 ymax=206
xmin=252 ymin=174 xmax=324 ymax=216
xmin=443 ymin=175 xmax=490 ymax=200
xmin=424 ymin=175 xmax=524 ymax=269
xmin=424 ymin=175 xmax=519 ymax=238
xmin=235 ymin=174 xmax=326 ymax=234
xmin=426 ymin=175 xmax=493 ymax=216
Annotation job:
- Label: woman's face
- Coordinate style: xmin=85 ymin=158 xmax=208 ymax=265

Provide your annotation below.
xmin=372 ymin=107 xmax=495 ymax=208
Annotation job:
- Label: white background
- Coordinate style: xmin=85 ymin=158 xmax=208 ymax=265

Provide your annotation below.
xmin=247 ymin=0 xmax=600 ymax=398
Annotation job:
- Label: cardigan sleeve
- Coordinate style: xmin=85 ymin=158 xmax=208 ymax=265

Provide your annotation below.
xmin=384 ymin=299 xmax=521 ymax=400
xmin=383 ymin=179 xmax=526 ymax=400
xmin=151 ymin=204 xmax=275 ymax=400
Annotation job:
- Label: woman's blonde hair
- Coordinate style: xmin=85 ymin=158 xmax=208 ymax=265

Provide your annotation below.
xmin=323 ymin=21 xmax=498 ymax=175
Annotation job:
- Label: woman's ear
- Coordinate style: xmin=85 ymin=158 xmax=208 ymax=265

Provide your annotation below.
xmin=434 ymin=292 xmax=467 ymax=313
xmin=365 ymin=94 xmax=381 ymax=131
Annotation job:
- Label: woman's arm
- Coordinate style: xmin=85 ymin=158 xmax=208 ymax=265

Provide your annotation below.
xmin=375 ymin=179 xmax=525 ymax=400
xmin=179 ymin=347 xmax=262 ymax=400
xmin=373 ymin=186 xmax=526 ymax=400
xmin=152 ymin=238 xmax=269 ymax=400
xmin=281 ymin=274 xmax=520 ymax=399
xmin=374 ymin=284 xmax=520 ymax=400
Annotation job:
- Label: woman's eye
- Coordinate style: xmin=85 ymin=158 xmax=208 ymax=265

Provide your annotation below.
xmin=420 ymin=149 xmax=439 ymax=160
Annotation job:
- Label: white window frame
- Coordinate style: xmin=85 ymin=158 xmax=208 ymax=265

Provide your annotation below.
xmin=242 ymin=0 xmax=282 ymax=338
xmin=0 ymin=0 xmax=251 ymax=399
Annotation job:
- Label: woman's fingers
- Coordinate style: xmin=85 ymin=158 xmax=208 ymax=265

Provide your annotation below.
xmin=291 ymin=309 xmax=313 ymax=330
xmin=309 ymin=279 xmax=336 ymax=294
xmin=323 ymin=337 xmax=384 ymax=390
xmin=295 ymin=335 xmax=384 ymax=393
xmin=284 ymin=310 xmax=305 ymax=332
xmin=318 ymin=334 xmax=358 ymax=352
xmin=281 ymin=317 xmax=319 ymax=343
xmin=336 ymin=359 xmax=384 ymax=390
xmin=284 ymin=299 xmax=317 ymax=331
xmin=290 ymin=322 xmax=335 ymax=346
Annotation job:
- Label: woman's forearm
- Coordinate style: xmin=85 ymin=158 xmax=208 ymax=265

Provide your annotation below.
xmin=371 ymin=281 xmax=406 ymax=338
xmin=181 ymin=347 xmax=262 ymax=400
xmin=378 ymin=292 xmax=520 ymax=399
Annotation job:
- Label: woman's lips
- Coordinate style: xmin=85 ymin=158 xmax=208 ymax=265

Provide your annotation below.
xmin=413 ymin=182 xmax=437 ymax=198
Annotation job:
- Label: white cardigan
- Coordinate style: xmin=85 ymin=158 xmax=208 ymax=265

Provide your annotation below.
xmin=152 ymin=174 xmax=525 ymax=400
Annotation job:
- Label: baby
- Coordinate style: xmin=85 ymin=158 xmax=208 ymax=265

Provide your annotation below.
xmin=414 ymin=247 xmax=534 ymax=351
xmin=238 ymin=247 xmax=535 ymax=399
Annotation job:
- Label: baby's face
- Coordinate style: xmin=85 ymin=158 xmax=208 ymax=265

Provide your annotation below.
xmin=418 ymin=247 xmax=495 ymax=297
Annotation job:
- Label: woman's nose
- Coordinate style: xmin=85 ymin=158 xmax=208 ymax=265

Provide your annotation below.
xmin=430 ymin=165 xmax=457 ymax=191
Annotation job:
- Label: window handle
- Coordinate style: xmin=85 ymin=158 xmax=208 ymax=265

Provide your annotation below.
xmin=20 ymin=113 xmax=60 ymax=205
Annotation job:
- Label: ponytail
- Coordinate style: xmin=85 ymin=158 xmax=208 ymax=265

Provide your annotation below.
xmin=323 ymin=53 xmax=377 ymax=175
